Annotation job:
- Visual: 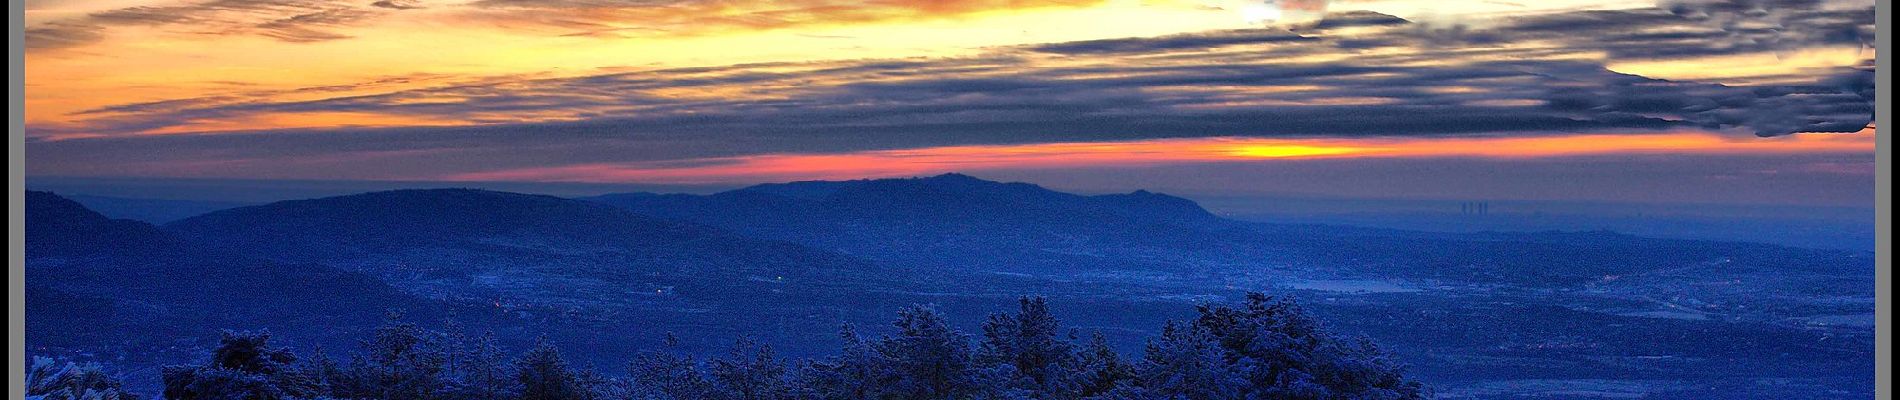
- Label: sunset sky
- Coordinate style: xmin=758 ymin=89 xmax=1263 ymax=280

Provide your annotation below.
xmin=24 ymin=0 xmax=1878 ymax=208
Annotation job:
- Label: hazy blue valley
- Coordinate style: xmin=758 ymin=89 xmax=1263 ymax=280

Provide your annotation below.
xmin=26 ymin=174 xmax=1875 ymax=399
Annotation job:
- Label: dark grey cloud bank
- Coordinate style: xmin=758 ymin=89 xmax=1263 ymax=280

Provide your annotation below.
xmin=27 ymin=0 xmax=1876 ymax=180
xmin=26 ymin=0 xmax=397 ymax=50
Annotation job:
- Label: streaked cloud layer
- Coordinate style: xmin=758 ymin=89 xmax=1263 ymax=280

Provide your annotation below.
xmin=24 ymin=0 xmax=1877 ymax=200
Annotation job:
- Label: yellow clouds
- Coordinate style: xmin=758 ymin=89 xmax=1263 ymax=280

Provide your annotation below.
xmin=23 ymin=0 xmax=1877 ymax=161
xmin=454 ymin=0 xmax=1108 ymax=37
xmin=24 ymin=0 xmax=1239 ymax=132
xmin=1607 ymin=48 xmax=1876 ymax=85
xmin=25 ymin=0 xmax=1118 ymax=51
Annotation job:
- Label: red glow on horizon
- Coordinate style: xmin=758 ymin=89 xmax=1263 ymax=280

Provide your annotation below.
xmin=442 ymin=128 xmax=1876 ymax=184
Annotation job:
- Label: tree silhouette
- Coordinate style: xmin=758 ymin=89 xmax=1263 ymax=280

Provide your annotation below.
xmin=516 ymin=339 xmax=592 ymax=400
xmin=128 ymin=293 xmax=1425 ymax=399
xmin=161 ymin=331 xmax=318 ymax=400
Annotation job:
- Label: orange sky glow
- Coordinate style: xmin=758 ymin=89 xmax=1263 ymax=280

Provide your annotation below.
xmin=24 ymin=0 xmax=1841 ymax=136
xmin=446 ymin=128 xmax=1877 ymax=184
xmin=23 ymin=0 xmax=1877 ymax=191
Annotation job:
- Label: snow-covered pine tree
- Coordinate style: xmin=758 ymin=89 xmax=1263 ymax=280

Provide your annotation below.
xmin=875 ymin=306 xmax=984 ymax=399
xmin=793 ymin=324 xmax=886 ymax=399
xmin=161 ymin=330 xmax=320 ymax=400
xmin=707 ymin=338 xmax=790 ymax=400
xmin=1075 ymin=332 xmax=1137 ymax=398
xmin=25 ymin=357 xmax=138 ymax=400
xmin=1192 ymin=293 xmax=1425 ymax=400
xmin=1134 ymin=321 xmax=1248 ymax=400
xmin=627 ymin=334 xmax=713 ymax=400
xmin=457 ymin=330 xmax=516 ymax=399
xmin=516 ymin=338 xmax=594 ymax=400
xmin=978 ymin=296 xmax=1082 ymax=398
xmin=345 ymin=319 xmax=454 ymax=399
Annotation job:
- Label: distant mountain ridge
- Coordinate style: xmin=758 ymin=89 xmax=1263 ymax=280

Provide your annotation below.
xmin=165 ymin=189 xmax=716 ymax=259
xmin=740 ymin=173 xmax=1220 ymax=225
xmin=58 ymin=193 xmax=254 ymax=224
xmin=583 ymin=173 xmax=1256 ymax=274
xmin=594 ymin=173 xmax=1221 ymax=226
xmin=162 ymin=187 xmax=880 ymax=307
xmin=26 ymin=191 xmax=176 ymax=257
xmin=583 ymin=173 xmax=1871 ymax=283
xmin=25 ymin=191 xmax=433 ymax=384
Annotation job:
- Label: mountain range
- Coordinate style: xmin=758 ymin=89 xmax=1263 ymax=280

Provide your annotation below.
xmin=166 ymin=188 xmax=867 ymax=280
xmin=25 ymin=174 xmax=1877 ymax=398
xmin=26 ymin=191 xmax=430 ymax=388
xmin=586 ymin=173 xmax=1299 ymax=277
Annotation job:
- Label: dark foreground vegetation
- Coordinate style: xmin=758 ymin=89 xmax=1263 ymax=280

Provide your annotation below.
xmin=28 ymin=294 xmax=1424 ymax=400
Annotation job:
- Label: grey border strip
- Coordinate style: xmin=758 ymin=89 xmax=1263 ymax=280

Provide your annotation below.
xmin=1874 ymin=0 xmax=1892 ymax=396
xmin=10 ymin=0 xmax=27 ymax=393
xmin=10 ymin=0 xmax=26 ymax=392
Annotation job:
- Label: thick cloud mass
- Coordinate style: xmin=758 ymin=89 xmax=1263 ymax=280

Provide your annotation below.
xmin=26 ymin=0 xmax=1877 ymax=180
xmin=26 ymin=0 xmax=394 ymax=50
